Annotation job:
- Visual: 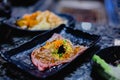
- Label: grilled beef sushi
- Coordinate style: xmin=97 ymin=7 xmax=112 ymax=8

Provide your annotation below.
xmin=31 ymin=33 xmax=87 ymax=71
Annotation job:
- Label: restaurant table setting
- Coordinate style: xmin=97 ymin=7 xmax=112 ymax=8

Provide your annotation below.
xmin=0 ymin=0 xmax=120 ymax=80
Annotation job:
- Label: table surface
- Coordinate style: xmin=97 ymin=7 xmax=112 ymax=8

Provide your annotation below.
xmin=0 ymin=3 xmax=120 ymax=80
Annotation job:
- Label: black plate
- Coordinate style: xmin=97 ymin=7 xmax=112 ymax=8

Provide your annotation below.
xmin=91 ymin=46 xmax=120 ymax=80
xmin=95 ymin=46 xmax=120 ymax=65
xmin=2 ymin=13 xmax=75 ymax=35
xmin=9 ymin=0 xmax=39 ymax=6
xmin=1 ymin=26 xmax=100 ymax=79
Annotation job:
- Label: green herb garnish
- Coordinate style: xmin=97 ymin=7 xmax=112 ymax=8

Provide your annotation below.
xmin=63 ymin=39 xmax=67 ymax=44
xmin=59 ymin=53 xmax=63 ymax=57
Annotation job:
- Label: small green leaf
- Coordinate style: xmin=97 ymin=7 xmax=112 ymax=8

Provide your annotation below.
xmin=59 ymin=53 xmax=63 ymax=57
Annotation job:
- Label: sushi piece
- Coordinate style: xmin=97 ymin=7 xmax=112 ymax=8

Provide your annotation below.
xmin=31 ymin=33 xmax=87 ymax=71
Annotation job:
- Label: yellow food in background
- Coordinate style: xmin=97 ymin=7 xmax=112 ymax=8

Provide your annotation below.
xmin=16 ymin=10 xmax=64 ymax=30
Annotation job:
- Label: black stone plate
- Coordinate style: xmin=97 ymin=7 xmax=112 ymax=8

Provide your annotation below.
xmin=1 ymin=26 xmax=100 ymax=79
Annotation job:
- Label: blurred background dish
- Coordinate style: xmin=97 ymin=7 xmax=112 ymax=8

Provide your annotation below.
xmin=2 ymin=13 xmax=75 ymax=35
xmin=9 ymin=0 xmax=39 ymax=6
xmin=15 ymin=11 xmax=66 ymax=31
